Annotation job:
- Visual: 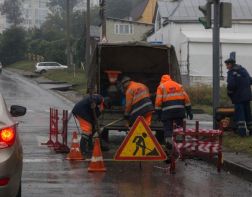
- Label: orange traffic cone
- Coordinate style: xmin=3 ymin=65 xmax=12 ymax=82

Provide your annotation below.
xmin=88 ymin=138 xmax=106 ymax=172
xmin=66 ymin=131 xmax=84 ymax=160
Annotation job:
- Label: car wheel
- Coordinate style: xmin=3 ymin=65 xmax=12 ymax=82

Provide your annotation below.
xmin=40 ymin=70 xmax=46 ymax=74
xmin=16 ymin=182 xmax=21 ymax=197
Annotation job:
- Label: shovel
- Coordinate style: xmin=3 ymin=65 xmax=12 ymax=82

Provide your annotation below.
xmin=93 ymin=117 xmax=125 ymax=137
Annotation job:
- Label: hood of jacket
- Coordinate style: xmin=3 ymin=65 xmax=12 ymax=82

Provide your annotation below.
xmin=160 ymin=74 xmax=171 ymax=84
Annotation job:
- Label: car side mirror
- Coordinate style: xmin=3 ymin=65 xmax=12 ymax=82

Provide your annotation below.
xmin=10 ymin=105 xmax=26 ymax=117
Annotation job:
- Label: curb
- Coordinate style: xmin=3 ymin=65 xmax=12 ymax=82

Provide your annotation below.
xmin=207 ymin=156 xmax=252 ymax=182
xmin=222 ymin=159 xmax=252 ymax=182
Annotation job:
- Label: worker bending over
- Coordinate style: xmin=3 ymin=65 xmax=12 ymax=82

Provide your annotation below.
xmin=71 ymin=94 xmax=108 ymax=154
xmin=121 ymin=76 xmax=154 ymax=126
xmin=155 ymin=74 xmax=193 ymax=149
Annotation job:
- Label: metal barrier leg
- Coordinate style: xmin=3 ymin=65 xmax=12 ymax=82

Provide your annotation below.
xmin=41 ymin=108 xmax=55 ymax=146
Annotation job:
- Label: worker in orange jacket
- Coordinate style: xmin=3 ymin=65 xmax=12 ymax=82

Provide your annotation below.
xmin=121 ymin=76 xmax=154 ymax=126
xmin=155 ymin=74 xmax=193 ymax=148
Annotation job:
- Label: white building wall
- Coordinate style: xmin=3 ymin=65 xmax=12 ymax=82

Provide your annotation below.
xmin=148 ymin=22 xmax=252 ymax=85
xmin=22 ymin=0 xmax=50 ymax=29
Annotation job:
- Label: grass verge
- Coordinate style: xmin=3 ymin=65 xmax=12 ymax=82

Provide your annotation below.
xmin=8 ymin=60 xmax=87 ymax=94
xmin=223 ymin=132 xmax=252 ymax=155
xmin=8 ymin=60 xmax=35 ymax=72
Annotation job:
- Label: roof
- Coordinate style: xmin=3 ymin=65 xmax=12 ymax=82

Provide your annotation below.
xmin=130 ymin=0 xmax=149 ymax=20
xmin=98 ymin=41 xmax=172 ymax=49
xmin=157 ymin=0 xmax=252 ymax=21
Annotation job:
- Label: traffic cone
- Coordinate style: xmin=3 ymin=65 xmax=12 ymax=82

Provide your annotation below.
xmin=88 ymin=138 xmax=106 ymax=172
xmin=66 ymin=131 xmax=84 ymax=160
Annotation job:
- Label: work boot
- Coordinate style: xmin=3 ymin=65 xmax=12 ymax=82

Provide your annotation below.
xmin=164 ymin=137 xmax=173 ymax=164
xmin=238 ymin=128 xmax=247 ymax=137
xmin=80 ymin=134 xmax=92 ymax=155
xmin=237 ymin=122 xmax=247 ymax=137
xmin=246 ymin=122 xmax=252 ymax=136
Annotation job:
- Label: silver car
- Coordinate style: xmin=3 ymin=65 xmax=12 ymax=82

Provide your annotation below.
xmin=0 ymin=94 xmax=26 ymax=197
xmin=34 ymin=61 xmax=68 ymax=74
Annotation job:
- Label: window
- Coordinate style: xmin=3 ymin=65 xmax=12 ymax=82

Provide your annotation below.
xmin=114 ymin=23 xmax=133 ymax=35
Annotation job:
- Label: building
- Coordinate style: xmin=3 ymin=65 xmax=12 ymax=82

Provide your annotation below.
xmin=22 ymin=0 xmax=50 ymax=29
xmin=0 ymin=0 xmax=99 ymax=33
xmin=130 ymin=0 xmax=157 ymax=24
xmin=147 ymin=0 xmax=252 ymax=85
xmin=104 ymin=17 xmax=153 ymax=43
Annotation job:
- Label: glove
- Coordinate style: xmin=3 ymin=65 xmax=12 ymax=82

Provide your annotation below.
xmin=186 ymin=111 xmax=193 ymax=120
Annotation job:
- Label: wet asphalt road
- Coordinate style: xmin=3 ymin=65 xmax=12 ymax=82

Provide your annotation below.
xmin=1 ymin=70 xmax=252 ymax=197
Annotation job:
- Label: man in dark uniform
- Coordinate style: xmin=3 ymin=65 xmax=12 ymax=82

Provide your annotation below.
xmin=71 ymin=94 xmax=108 ymax=153
xmin=225 ymin=57 xmax=252 ymax=136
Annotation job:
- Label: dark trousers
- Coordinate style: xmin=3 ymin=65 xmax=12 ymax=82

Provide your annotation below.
xmin=234 ymin=101 xmax=252 ymax=136
xmin=163 ymin=119 xmax=183 ymax=138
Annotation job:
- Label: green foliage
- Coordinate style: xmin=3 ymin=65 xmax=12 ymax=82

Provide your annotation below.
xmin=0 ymin=27 xmax=27 ymax=65
xmin=47 ymin=0 xmax=79 ymax=13
xmin=0 ymin=0 xmax=23 ymax=26
xmin=223 ymin=132 xmax=252 ymax=155
xmin=8 ymin=60 xmax=35 ymax=72
xmin=44 ymin=69 xmax=86 ymax=93
xmin=185 ymin=84 xmax=231 ymax=106
xmin=8 ymin=60 xmax=86 ymax=93
xmin=43 ymin=40 xmax=67 ymax=64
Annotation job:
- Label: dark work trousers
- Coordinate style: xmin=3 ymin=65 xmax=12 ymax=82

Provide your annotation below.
xmin=163 ymin=118 xmax=184 ymax=138
xmin=80 ymin=134 xmax=93 ymax=154
xmin=234 ymin=101 xmax=252 ymax=136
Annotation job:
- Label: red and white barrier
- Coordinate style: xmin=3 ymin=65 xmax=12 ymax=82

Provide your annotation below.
xmin=170 ymin=121 xmax=223 ymax=174
xmin=41 ymin=108 xmax=70 ymax=153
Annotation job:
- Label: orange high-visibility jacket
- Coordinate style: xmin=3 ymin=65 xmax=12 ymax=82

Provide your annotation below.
xmin=125 ymin=81 xmax=154 ymax=120
xmin=155 ymin=75 xmax=191 ymax=120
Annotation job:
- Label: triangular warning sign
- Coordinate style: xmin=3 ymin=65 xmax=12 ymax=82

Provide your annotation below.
xmin=114 ymin=116 xmax=167 ymax=161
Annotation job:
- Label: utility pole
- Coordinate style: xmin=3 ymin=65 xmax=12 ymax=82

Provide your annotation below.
xmin=199 ymin=0 xmax=231 ymax=129
xmin=212 ymin=0 xmax=220 ymax=129
xmin=85 ymin=0 xmax=90 ymax=70
xmin=100 ymin=0 xmax=106 ymax=39
xmin=66 ymin=0 xmax=71 ymax=69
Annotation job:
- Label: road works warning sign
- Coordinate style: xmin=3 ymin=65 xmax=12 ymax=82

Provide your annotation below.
xmin=114 ymin=116 xmax=167 ymax=161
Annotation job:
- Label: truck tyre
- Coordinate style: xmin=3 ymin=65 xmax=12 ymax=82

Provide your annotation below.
xmin=155 ymin=130 xmax=164 ymax=144
xmin=101 ymin=128 xmax=109 ymax=142
xmin=16 ymin=182 xmax=21 ymax=197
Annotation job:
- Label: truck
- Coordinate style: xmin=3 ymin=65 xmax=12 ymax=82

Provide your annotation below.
xmin=87 ymin=41 xmax=181 ymax=142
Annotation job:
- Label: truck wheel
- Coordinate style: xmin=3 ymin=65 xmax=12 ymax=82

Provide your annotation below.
xmin=101 ymin=128 xmax=109 ymax=142
xmin=16 ymin=181 xmax=21 ymax=197
xmin=155 ymin=130 xmax=164 ymax=144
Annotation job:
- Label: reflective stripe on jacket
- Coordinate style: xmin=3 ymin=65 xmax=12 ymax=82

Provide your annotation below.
xmin=125 ymin=81 xmax=154 ymax=119
xmin=155 ymin=75 xmax=191 ymax=120
xmin=76 ymin=116 xmax=92 ymax=135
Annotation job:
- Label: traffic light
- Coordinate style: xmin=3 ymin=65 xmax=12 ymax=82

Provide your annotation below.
xmin=220 ymin=2 xmax=232 ymax=28
xmin=99 ymin=0 xmax=105 ymax=6
xmin=198 ymin=2 xmax=212 ymax=29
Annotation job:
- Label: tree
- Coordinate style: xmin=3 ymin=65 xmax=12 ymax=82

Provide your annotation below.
xmin=0 ymin=27 xmax=27 ymax=65
xmin=0 ymin=0 xmax=23 ymax=26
